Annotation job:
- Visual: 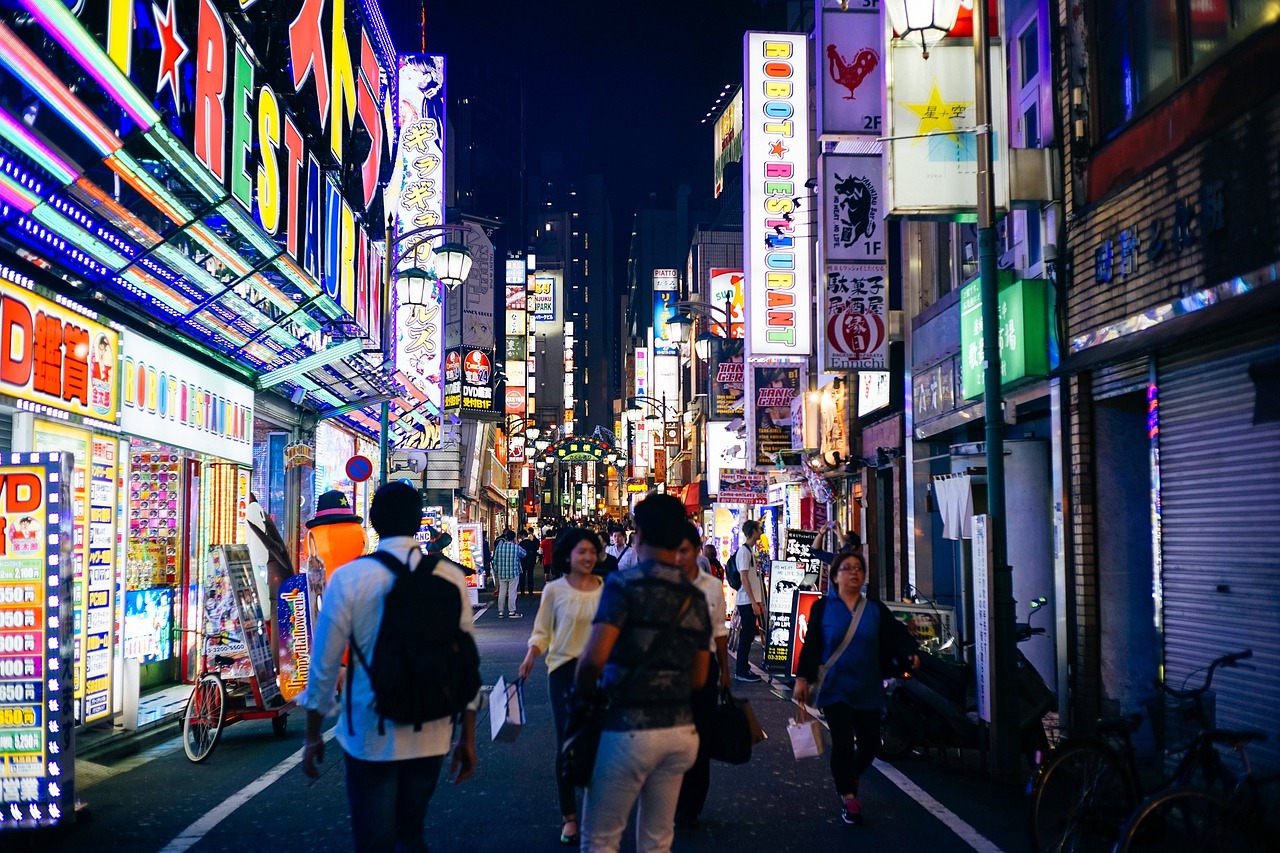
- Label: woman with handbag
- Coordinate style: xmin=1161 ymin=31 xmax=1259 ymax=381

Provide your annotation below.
xmin=572 ymin=494 xmax=711 ymax=853
xmin=793 ymin=552 xmax=919 ymax=826
xmin=517 ymin=528 xmax=605 ymax=845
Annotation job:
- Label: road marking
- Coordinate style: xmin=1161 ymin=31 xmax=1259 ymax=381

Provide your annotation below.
xmin=155 ymin=729 xmax=336 ymax=853
xmin=736 ymin=654 xmax=1007 ymax=853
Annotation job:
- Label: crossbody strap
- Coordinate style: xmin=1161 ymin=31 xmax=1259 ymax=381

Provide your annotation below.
xmin=814 ymin=595 xmax=866 ymax=695
xmin=601 ymin=591 xmax=695 ymax=709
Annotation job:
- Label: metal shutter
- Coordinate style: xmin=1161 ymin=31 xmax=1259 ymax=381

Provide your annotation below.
xmin=1157 ymin=323 xmax=1280 ymax=773
xmin=1092 ymin=357 xmax=1149 ymax=400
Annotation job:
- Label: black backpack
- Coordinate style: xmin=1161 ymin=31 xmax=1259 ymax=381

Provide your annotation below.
xmin=725 ymin=549 xmax=742 ymax=591
xmin=348 ymin=551 xmax=481 ymax=734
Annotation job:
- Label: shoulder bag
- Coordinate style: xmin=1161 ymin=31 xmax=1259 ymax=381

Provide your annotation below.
xmin=788 ymin=596 xmax=866 ymax=760
xmin=560 ymin=591 xmax=696 ymax=786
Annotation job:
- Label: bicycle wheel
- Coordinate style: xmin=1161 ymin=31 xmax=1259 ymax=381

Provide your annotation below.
xmin=183 ymin=673 xmax=226 ymax=763
xmin=1030 ymin=738 xmax=1137 ymax=853
xmin=1115 ymin=787 xmax=1244 ymax=853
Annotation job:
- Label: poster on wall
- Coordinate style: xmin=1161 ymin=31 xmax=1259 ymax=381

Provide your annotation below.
xmin=750 ymin=363 xmax=804 ymax=466
xmin=0 ymin=453 xmax=75 ymax=830
xmin=766 ymin=561 xmax=806 ymax=667
xmin=709 ymin=337 xmax=745 ymax=419
xmin=817 ymin=4 xmax=884 ymax=138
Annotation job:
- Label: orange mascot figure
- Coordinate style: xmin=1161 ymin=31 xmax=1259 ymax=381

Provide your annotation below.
xmin=305 ymin=490 xmax=368 ymax=584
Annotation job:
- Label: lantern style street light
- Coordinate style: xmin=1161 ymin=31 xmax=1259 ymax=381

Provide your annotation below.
xmin=884 ymin=0 xmax=961 ymax=59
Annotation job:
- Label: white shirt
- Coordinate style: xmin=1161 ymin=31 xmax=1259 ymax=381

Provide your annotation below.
xmin=297 ymin=536 xmax=479 ymax=761
xmin=616 ymin=544 xmax=639 ymax=571
xmin=692 ymin=568 xmax=729 ymax=651
xmin=734 ymin=543 xmax=763 ymax=608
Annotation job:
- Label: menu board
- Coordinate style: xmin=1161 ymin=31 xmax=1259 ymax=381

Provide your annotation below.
xmin=785 ymin=529 xmax=826 ymax=590
xmin=765 ymin=561 xmax=805 ymax=667
xmin=33 ymin=422 xmax=115 ymax=723
xmin=0 ymin=454 xmax=75 ymax=830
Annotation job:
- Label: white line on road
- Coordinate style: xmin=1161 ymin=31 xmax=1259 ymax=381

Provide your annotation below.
xmin=742 ymin=656 xmax=1007 ymax=853
xmin=155 ymin=729 xmax=336 ymax=853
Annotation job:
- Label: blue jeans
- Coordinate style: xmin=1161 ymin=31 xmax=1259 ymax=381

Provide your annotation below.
xmin=344 ymin=751 xmax=445 ymax=853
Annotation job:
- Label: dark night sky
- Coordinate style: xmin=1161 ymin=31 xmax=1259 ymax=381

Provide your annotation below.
xmin=383 ymin=0 xmax=787 ymax=224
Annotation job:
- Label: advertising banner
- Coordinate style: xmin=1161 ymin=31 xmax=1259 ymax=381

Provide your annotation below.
xmin=709 ymin=337 xmax=745 ymax=419
xmin=790 ymin=590 xmax=823 ymax=677
xmin=712 ymin=90 xmax=743 ymax=199
xmin=218 ymin=545 xmax=282 ymax=708
xmin=718 ymin=470 xmax=768 ymax=505
xmin=817 ymin=4 xmax=885 ymax=138
xmin=822 ymin=154 xmax=884 ymax=263
xmin=652 ymin=289 xmax=680 ymax=356
xmin=504 ymin=386 xmax=527 ymax=415
xmin=886 ymin=42 xmax=1010 ymax=215
xmin=0 ymin=277 xmax=120 ymax=422
xmin=743 ymin=32 xmax=813 ymax=358
xmin=858 ymin=370 xmax=891 ymax=416
xmin=708 ymin=268 xmax=746 ymax=338
xmin=823 ymin=264 xmax=889 ymax=371
xmin=706 ymin=422 xmax=747 ymax=496
xmin=460 ymin=222 xmax=496 ymax=349
xmin=959 ymin=275 xmax=1052 ymax=399
xmin=276 ymin=573 xmax=314 ymax=701
xmin=0 ymin=454 xmax=75 ymax=830
xmin=532 ymin=274 xmax=557 ymax=323
xmin=455 ymin=524 xmax=486 ymax=588
xmin=123 ymin=588 xmax=174 ymax=664
xmin=120 ymin=331 xmax=254 ymax=465
xmin=766 ymin=561 xmax=806 ymax=666
xmin=784 ymin=529 xmax=826 ymax=589
xmin=818 ymin=381 xmax=851 ymax=464
xmin=750 ymin=363 xmax=804 ymax=466
xmin=444 ymin=347 xmax=498 ymax=415
xmin=886 ymin=602 xmax=959 ymax=660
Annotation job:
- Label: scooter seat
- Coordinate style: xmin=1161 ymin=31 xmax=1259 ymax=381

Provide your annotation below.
xmin=1096 ymin=713 xmax=1144 ymax=736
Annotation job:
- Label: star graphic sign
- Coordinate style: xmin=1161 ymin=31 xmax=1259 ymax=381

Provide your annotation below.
xmin=768 ymin=139 xmax=788 ymax=158
xmin=902 ymin=81 xmax=973 ymax=146
xmin=154 ymin=0 xmax=190 ymax=113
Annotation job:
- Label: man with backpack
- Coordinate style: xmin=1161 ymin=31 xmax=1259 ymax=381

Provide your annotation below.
xmin=300 ymin=481 xmax=481 ymax=853
xmin=732 ymin=520 xmax=765 ymax=683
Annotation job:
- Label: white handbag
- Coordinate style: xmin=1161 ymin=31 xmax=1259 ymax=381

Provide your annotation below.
xmin=489 ymin=676 xmax=526 ymax=743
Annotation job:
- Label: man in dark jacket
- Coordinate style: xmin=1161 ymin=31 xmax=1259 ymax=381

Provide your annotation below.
xmin=517 ymin=528 xmax=540 ymax=596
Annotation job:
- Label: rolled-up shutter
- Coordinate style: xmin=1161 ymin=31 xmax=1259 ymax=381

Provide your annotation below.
xmin=1157 ymin=321 xmax=1280 ymax=772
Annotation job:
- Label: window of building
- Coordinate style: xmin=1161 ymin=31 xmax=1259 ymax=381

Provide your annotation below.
xmin=1093 ymin=0 xmax=1271 ymax=138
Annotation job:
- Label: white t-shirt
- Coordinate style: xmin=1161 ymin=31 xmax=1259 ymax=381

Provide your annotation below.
xmin=692 ymin=568 xmax=729 ymax=652
xmin=734 ymin=544 xmax=763 ymax=608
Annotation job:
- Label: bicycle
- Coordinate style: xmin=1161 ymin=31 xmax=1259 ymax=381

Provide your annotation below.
xmin=1028 ymin=649 xmax=1253 ymax=853
xmin=1113 ymin=730 xmax=1279 ymax=852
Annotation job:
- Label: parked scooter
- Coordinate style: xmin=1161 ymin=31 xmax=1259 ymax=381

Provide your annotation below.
xmin=879 ymin=597 xmax=1056 ymax=764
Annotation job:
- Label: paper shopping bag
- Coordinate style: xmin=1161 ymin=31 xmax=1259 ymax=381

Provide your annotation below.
xmin=489 ymin=676 xmax=526 ymax=743
xmin=787 ymin=717 xmax=825 ymax=760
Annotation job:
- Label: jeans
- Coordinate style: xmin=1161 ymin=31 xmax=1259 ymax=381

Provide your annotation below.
xmin=497 ymin=576 xmax=519 ymax=614
xmin=676 ymin=657 xmax=719 ymax=820
xmin=735 ymin=604 xmax=757 ymax=676
xmin=343 ymin=751 xmax=445 ymax=853
xmin=581 ymin=724 xmax=699 ymax=853
xmin=547 ymin=660 xmax=579 ymax=817
xmin=822 ymin=702 xmax=881 ymax=796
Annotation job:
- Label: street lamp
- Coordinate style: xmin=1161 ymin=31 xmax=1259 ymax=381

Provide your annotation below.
xmin=379 ymin=222 xmax=477 ymax=487
xmin=886 ymin=0 xmax=1016 ymax=778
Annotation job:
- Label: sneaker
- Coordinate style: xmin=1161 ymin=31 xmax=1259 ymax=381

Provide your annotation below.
xmin=508 ymin=612 xmax=524 ymax=619
xmin=496 ymin=613 xmax=507 ymax=619
xmin=734 ymin=672 xmax=763 ymax=683
xmin=841 ymin=797 xmax=863 ymax=825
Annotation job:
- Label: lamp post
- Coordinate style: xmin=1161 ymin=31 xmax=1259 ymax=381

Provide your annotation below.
xmin=381 ymin=222 xmax=475 ymax=487
xmin=885 ymin=0 xmax=1017 ymax=777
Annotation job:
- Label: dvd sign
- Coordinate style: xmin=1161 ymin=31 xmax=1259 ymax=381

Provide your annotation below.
xmin=461 ymin=348 xmax=496 ymax=414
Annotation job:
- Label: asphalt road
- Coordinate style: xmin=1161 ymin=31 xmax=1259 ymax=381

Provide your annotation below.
xmin=10 ymin=590 xmax=1033 ymax=852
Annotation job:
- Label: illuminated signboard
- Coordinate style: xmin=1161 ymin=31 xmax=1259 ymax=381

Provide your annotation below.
xmin=0 ymin=453 xmax=75 ymax=830
xmin=123 ymin=588 xmax=174 ymax=665
xmin=0 ymin=277 xmax=119 ymax=423
xmin=959 ymin=275 xmax=1052 ymax=400
xmin=532 ymin=274 xmax=557 ymax=323
xmin=444 ymin=347 xmax=496 ymax=414
xmin=816 ymin=5 xmax=884 ymax=138
xmin=743 ymin=32 xmax=812 ymax=358
xmin=69 ymin=0 xmax=394 ymax=337
xmin=653 ymin=289 xmax=680 ymax=357
xmin=120 ymin=331 xmax=255 ymax=466
xmin=505 ymin=259 xmax=527 ymax=284
xmin=712 ymin=89 xmax=744 ymax=198
xmin=708 ymin=268 xmax=745 ymax=338
xmin=392 ymin=54 xmax=448 ymax=449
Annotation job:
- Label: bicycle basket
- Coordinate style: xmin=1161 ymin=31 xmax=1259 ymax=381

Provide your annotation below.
xmin=1151 ymin=691 xmax=1215 ymax=755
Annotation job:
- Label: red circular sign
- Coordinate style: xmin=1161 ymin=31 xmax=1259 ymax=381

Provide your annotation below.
xmin=345 ymin=455 xmax=374 ymax=482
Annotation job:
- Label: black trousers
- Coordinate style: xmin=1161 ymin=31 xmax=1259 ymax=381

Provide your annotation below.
xmin=547 ymin=659 xmax=579 ymax=818
xmin=735 ymin=604 xmax=757 ymax=676
xmin=676 ymin=656 xmax=720 ymax=820
xmin=822 ymin=702 xmax=881 ymax=797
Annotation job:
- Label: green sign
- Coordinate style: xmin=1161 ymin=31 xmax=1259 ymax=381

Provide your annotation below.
xmin=959 ymin=274 xmax=1051 ymax=400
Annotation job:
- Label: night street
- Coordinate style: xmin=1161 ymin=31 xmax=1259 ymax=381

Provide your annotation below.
xmin=16 ymin=595 xmax=1027 ymax=853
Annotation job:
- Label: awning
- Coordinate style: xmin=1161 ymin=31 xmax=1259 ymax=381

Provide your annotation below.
xmin=681 ymin=479 xmax=708 ymax=512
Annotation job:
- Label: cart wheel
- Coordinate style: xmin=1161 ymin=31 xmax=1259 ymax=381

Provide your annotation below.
xmin=272 ymin=713 xmax=288 ymax=737
xmin=183 ymin=674 xmax=226 ymax=763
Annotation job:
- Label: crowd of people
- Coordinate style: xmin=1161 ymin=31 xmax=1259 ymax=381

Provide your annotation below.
xmin=299 ymin=484 xmax=912 ymax=853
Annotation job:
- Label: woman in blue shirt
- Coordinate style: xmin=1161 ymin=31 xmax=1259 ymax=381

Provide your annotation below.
xmin=793 ymin=552 xmax=918 ymax=826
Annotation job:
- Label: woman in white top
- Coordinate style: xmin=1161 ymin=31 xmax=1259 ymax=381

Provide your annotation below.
xmin=517 ymin=527 xmax=604 ymax=846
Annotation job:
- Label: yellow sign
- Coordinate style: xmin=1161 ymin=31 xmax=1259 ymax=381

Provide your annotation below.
xmin=0 ymin=277 xmax=120 ymax=422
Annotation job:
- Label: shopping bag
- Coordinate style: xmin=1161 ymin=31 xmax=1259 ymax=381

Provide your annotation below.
xmin=787 ymin=717 xmax=826 ymax=760
xmin=707 ymin=689 xmax=765 ymax=764
xmin=489 ymin=676 xmax=526 ymax=743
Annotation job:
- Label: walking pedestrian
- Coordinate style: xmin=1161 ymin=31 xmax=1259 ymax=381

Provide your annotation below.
xmin=792 ymin=551 xmax=920 ymax=826
xmin=299 ymin=481 xmax=479 ymax=853
xmin=518 ymin=528 xmax=540 ymax=596
xmin=701 ymin=543 xmax=724 ymax=581
xmin=492 ymin=530 xmax=525 ymax=618
xmin=733 ymin=520 xmax=765 ymax=683
xmin=615 ymin=531 xmax=639 ymax=572
xmin=541 ymin=527 xmax=557 ymax=580
xmin=516 ymin=528 xmax=605 ymax=846
xmin=674 ymin=522 xmax=731 ymax=830
xmin=574 ymin=494 xmax=711 ymax=853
